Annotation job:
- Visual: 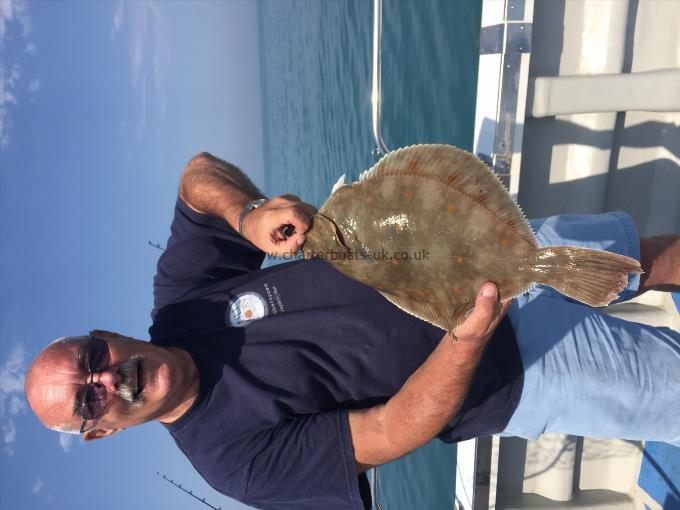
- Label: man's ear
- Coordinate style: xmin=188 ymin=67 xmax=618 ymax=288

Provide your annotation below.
xmin=82 ymin=427 xmax=122 ymax=442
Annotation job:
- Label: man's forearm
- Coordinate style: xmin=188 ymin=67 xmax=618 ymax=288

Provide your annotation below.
xmin=381 ymin=335 xmax=485 ymax=456
xmin=177 ymin=152 xmax=316 ymax=255
xmin=179 ymin=152 xmax=264 ymax=230
xmin=353 ymin=335 xmax=487 ymax=469
xmin=350 ymin=284 xmax=507 ymax=470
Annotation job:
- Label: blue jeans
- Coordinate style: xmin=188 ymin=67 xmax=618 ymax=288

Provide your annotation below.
xmin=502 ymin=212 xmax=680 ymax=446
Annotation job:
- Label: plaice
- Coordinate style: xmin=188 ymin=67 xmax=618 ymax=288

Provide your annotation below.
xmin=303 ymin=144 xmax=642 ymax=333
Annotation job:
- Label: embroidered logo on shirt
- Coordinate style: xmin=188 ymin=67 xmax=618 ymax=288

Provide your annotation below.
xmin=263 ymin=283 xmax=285 ymax=315
xmin=227 ymin=292 xmax=268 ymax=326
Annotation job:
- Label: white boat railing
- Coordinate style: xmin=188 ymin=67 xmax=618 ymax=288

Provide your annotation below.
xmin=370 ymin=465 xmax=382 ymax=510
xmin=371 ymin=0 xmax=390 ymax=157
xmin=369 ymin=1 xmax=387 ymax=505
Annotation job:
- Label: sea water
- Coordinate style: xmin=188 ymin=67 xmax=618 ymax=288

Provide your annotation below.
xmin=257 ymin=1 xmax=482 ymax=508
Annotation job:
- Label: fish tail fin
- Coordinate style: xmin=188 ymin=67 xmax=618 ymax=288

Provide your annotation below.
xmin=532 ymin=247 xmax=643 ymax=307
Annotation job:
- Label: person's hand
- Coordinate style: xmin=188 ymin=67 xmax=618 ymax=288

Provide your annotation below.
xmin=242 ymin=194 xmax=317 ymax=257
xmin=452 ymin=283 xmax=511 ymax=344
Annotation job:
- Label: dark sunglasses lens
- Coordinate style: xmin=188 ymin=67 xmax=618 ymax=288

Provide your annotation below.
xmin=86 ymin=337 xmax=110 ymax=373
xmin=81 ymin=383 xmax=107 ymax=420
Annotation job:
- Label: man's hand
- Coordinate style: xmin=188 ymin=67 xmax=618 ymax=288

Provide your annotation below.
xmin=242 ymin=195 xmax=317 ymax=257
xmin=452 ymin=283 xmax=512 ymax=344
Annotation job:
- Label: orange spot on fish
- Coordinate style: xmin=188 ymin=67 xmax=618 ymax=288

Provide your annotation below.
xmin=452 ymin=287 xmax=462 ymax=295
xmin=457 ymin=256 xmax=465 ymax=265
xmin=415 ymin=288 xmax=429 ymax=297
xmin=477 ymin=194 xmax=486 ymax=204
xmin=447 ymin=175 xmax=457 ymax=184
xmin=403 ymin=190 xmax=413 ymax=200
xmin=365 ymin=195 xmax=374 ymax=205
xmin=408 ymin=160 xmax=418 ymax=173
xmin=447 ymin=203 xmax=456 ymax=214
xmin=500 ymin=238 xmax=511 ymax=248
xmin=379 ymin=163 xmax=385 ymax=176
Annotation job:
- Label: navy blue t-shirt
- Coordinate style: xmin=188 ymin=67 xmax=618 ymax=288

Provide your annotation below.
xmin=149 ymin=199 xmax=523 ymax=509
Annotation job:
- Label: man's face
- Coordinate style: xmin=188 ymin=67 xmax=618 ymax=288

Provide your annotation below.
xmin=26 ymin=332 xmax=189 ymax=440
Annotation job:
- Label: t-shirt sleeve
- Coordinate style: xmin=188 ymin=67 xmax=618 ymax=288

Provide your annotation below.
xmin=152 ymin=198 xmax=265 ymax=316
xmin=243 ymin=410 xmax=370 ymax=510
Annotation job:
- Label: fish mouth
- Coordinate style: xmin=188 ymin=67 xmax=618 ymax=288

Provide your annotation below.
xmin=319 ymin=213 xmax=350 ymax=249
xmin=304 ymin=214 xmax=351 ymax=254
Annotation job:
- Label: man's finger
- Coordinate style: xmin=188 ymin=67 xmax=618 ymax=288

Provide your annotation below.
xmin=266 ymin=208 xmax=309 ymax=237
xmin=298 ymin=202 xmax=318 ymax=218
xmin=279 ymin=194 xmax=301 ymax=203
xmin=288 ymin=208 xmax=312 ymax=234
xmin=453 ymin=283 xmax=499 ymax=340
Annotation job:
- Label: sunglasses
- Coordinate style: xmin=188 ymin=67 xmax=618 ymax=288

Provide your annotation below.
xmin=78 ymin=335 xmax=111 ymax=433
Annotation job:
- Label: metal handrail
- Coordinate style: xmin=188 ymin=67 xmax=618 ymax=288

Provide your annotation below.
xmin=369 ymin=1 xmax=387 ymax=506
xmin=371 ymin=0 xmax=390 ymax=156
xmin=370 ymin=466 xmax=383 ymax=510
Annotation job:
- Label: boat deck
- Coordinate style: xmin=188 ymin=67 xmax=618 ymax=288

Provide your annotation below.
xmin=461 ymin=1 xmax=680 ymax=509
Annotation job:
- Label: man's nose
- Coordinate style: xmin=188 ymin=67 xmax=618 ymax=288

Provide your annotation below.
xmin=92 ymin=369 xmax=120 ymax=392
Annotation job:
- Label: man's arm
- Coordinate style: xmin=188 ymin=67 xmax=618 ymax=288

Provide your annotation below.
xmin=349 ymin=283 xmax=511 ymax=472
xmin=179 ymin=152 xmax=316 ymax=256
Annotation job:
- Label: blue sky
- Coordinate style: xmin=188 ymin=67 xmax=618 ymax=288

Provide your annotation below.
xmin=1 ymin=1 xmax=263 ymax=508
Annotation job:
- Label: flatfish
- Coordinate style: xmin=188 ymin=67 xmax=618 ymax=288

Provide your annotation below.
xmin=302 ymin=144 xmax=642 ymax=333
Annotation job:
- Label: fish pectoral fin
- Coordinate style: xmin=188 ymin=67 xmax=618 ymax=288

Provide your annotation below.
xmin=378 ymin=291 xmax=473 ymax=334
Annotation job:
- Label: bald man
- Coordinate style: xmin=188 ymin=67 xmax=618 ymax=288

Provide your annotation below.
xmin=26 ymin=153 xmax=680 ymax=509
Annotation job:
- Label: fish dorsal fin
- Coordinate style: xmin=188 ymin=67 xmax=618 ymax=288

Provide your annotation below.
xmin=331 ymin=174 xmax=346 ymax=195
xmin=378 ymin=290 xmax=472 ymax=334
xmin=362 ymin=144 xmax=536 ymax=247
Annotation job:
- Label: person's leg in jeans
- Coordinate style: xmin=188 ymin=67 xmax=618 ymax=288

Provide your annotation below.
xmin=503 ymin=212 xmax=680 ymax=446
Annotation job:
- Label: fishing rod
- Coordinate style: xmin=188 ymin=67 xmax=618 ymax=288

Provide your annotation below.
xmin=148 ymin=241 xmax=166 ymax=251
xmin=156 ymin=472 xmax=222 ymax=509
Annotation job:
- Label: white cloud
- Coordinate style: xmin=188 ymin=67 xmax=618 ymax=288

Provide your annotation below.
xmin=0 ymin=343 xmax=26 ymax=411
xmin=136 ymin=74 xmax=146 ymax=140
xmin=8 ymin=395 xmax=23 ymax=414
xmin=0 ymin=113 xmax=8 ymax=147
xmin=28 ymin=77 xmax=38 ymax=93
xmin=3 ymin=88 xmax=16 ymax=105
xmin=111 ymin=1 xmax=124 ymax=38
xmin=58 ymin=433 xmax=73 ymax=453
xmin=128 ymin=2 xmax=147 ymax=89
xmin=151 ymin=4 xmax=169 ymax=118
xmin=2 ymin=419 xmax=16 ymax=454
xmin=0 ymin=0 xmax=14 ymax=41
xmin=8 ymin=65 xmax=20 ymax=85
xmin=0 ymin=0 xmax=30 ymax=41
xmin=111 ymin=1 xmax=169 ymax=139
xmin=31 ymin=477 xmax=44 ymax=495
xmin=13 ymin=0 xmax=30 ymax=36
xmin=0 ymin=0 xmax=36 ymax=146
xmin=0 ymin=344 xmax=27 ymax=455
